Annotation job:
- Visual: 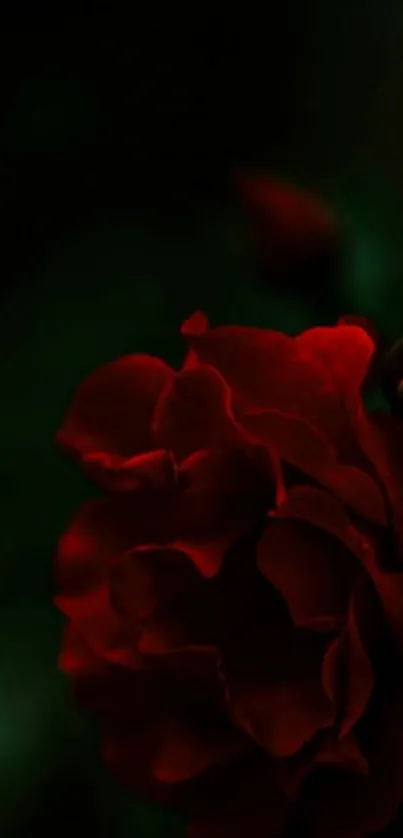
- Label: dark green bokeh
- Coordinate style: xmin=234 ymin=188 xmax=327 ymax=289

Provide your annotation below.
xmin=2 ymin=13 xmax=403 ymax=837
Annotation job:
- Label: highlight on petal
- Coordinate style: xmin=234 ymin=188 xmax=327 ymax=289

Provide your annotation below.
xmin=320 ymin=580 xmax=374 ymax=742
xmin=173 ymin=538 xmax=230 ymax=578
xmin=321 ymin=635 xmax=343 ymax=704
xmin=296 ymin=324 xmax=375 ymax=393
xmin=81 ymin=449 xmax=178 ymax=492
xmin=338 ymin=315 xmax=380 ymax=346
xmin=338 ymin=582 xmax=374 ymax=738
xmin=57 ymin=353 xmax=174 ymax=461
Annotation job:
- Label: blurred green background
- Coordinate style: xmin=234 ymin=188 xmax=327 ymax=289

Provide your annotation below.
xmin=2 ymin=10 xmax=403 ymax=836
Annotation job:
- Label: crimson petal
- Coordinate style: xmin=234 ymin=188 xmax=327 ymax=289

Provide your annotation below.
xmin=57 ymin=354 xmax=173 ymax=461
xmin=152 ymin=719 xmax=246 ymax=783
xmin=181 ymin=314 xmax=375 ymax=453
xmin=257 ymin=515 xmax=356 ymax=631
xmin=110 ymin=546 xmax=200 ymax=621
xmin=296 ymin=687 xmax=403 ymax=837
xmin=243 ymin=409 xmax=386 ymax=524
xmin=152 ymin=364 xmax=243 ymax=461
xmin=181 ymin=312 xmax=329 ymax=421
xmin=356 ymin=408 xmax=403 ymax=547
xmin=55 ymin=496 xmax=172 ymax=661
xmin=171 ymin=448 xmax=275 ymax=559
xmin=316 ymin=732 xmax=369 ymax=775
xmin=229 ymin=677 xmax=334 ymax=758
xmin=339 ymin=582 xmax=374 ymax=738
xmin=295 ymin=324 xmax=375 ymax=393
xmin=81 ymin=449 xmax=178 ymax=492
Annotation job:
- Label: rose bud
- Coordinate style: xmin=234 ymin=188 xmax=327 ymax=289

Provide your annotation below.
xmin=234 ymin=170 xmax=343 ymax=307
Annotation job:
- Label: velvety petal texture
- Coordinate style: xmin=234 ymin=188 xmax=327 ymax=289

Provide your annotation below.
xmin=55 ymin=310 xmax=403 ymax=838
xmin=57 ymin=354 xmax=174 ymax=460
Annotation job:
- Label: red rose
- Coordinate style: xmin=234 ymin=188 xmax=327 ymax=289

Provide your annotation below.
xmin=55 ymin=311 xmax=403 ymax=837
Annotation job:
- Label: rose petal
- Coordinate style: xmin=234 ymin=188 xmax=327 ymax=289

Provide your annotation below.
xmin=182 ymin=349 xmax=199 ymax=370
xmin=110 ymin=546 xmax=200 ymax=621
xmin=94 ymin=665 xmax=248 ymax=799
xmin=181 ymin=312 xmax=329 ymax=421
xmin=54 ymin=496 xmax=171 ymax=661
xmin=272 ymin=485 xmax=403 ymax=652
xmin=272 ymin=485 xmax=379 ymax=565
xmin=182 ymin=310 xmax=209 ymax=337
xmin=173 ymin=448 xmax=275 ymax=552
xmin=296 ymin=687 xmax=403 ymax=837
xmin=316 ymin=732 xmax=369 ymax=775
xmin=59 ymin=622 xmax=105 ymax=678
xmin=153 ymin=720 xmax=246 ymax=783
xmin=321 ymin=635 xmax=343 ymax=702
xmin=57 ymin=354 xmax=173 ymax=460
xmin=181 ymin=314 xmax=375 ymax=452
xmin=257 ymin=515 xmax=356 ymax=630
xmin=81 ymin=449 xmax=178 ymax=492
xmin=361 ymin=555 xmax=403 ymax=652
xmin=356 ymin=408 xmax=403 ymax=546
xmin=325 ymin=464 xmax=387 ymax=525
xmin=223 ymin=621 xmax=334 ymax=760
xmin=296 ymin=484 xmax=403 ymax=654
xmin=338 ymin=315 xmax=380 ymax=346
xmin=243 ymin=410 xmax=387 ymax=524
xmin=110 ymin=545 xmax=216 ymax=655
xmin=152 ymin=364 xmax=243 ymax=460
xmin=55 ymin=499 xmax=139 ymax=601
xmin=295 ymin=324 xmax=375 ymax=393
xmin=230 ymin=677 xmax=334 ymax=758
xmin=62 ymin=635 xmax=235 ymax=796
xmin=172 ymin=538 xmax=234 ymax=578
xmin=339 ymin=582 xmax=374 ymax=738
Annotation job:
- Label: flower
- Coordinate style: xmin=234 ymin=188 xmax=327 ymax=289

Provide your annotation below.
xmin=55 ymin=311 xmax=403 ymax=837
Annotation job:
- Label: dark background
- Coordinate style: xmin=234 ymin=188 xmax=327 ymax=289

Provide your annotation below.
xmin=2 ymin=8 xmax=403 ymax=836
